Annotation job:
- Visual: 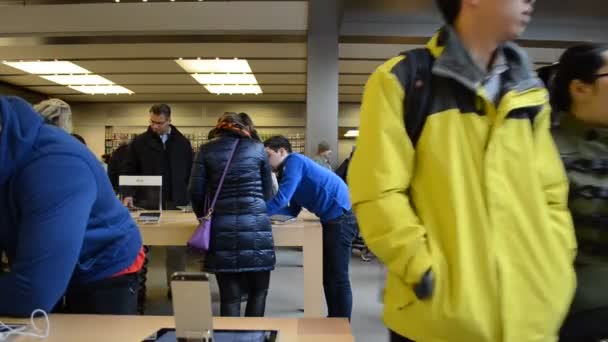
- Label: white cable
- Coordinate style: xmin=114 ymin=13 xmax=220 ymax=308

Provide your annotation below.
xmin=0 ymin=309 xmax=50 ymax=340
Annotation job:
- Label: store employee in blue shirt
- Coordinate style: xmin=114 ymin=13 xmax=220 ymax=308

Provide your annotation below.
xmin=264 ymin=135 xmax=357 ymax=319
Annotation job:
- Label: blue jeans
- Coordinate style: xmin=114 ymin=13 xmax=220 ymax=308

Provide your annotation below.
xmin=322 ymin=210 xmax=358 ymax=319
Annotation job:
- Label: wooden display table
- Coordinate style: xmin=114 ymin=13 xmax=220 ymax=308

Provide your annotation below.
xmin=136 ymin=211 xmax=324 ymax=317
xmin=3 ymin=315 xmax=353 ymax=342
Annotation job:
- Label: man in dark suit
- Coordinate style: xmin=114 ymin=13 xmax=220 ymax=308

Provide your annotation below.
xmin=121 ymin=104 xmax=193 ymax=294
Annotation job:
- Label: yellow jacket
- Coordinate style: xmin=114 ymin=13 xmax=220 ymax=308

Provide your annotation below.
xmin=348 ymin=28 xmax=576 ymax=342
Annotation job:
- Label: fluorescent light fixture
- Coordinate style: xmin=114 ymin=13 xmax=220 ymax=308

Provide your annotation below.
xmin=176 ymin=59 xmax=252 ymax=73
xmin=3 ymin=60 xmax=134 ymax=95
xmin=205 ymin=85 xmax=262 ymax=95
xmin=191 ymin=73 xmax=258 ymax=85
xmin=40 ymin=74 xmax=114 ymax=85
xmin=69 ymin=85 xmax=134 ymax=95
xmin=2 ymin=61 xmax=91 ymax=75
xmin=344 ymin=130 xmax=359 ymax=138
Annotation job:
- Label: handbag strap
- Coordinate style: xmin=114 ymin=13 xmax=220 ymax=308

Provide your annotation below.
xmin=204 ymin=138 xmax=239 ymax=218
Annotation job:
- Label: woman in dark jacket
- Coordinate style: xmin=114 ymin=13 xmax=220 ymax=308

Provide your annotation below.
xmin=189 ymin=112 xmax=275 ymax=317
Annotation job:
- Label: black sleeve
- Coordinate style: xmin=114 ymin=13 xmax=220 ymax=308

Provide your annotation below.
xmin=107 ymin=151 xmax=120 ymax=191
xmin=260 ymin=144 xmax=274 ymax=201
xmin=120 ymin=141 xmax=139 ymax=198
xmin=189 ymin=147 xmax=207 ymax=218
xmin=335 ymin=158 xmax=349 ymax=182
xmin=184 ymin=139 xmax=194 ymax=187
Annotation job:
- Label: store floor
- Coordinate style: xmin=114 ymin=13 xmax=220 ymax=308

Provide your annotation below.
xmin=144 ymin=247 xmax=388 ymax=341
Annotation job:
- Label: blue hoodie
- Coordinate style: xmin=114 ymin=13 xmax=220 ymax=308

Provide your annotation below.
xmin=0 ymin=96 xmax=142 ymax=317
xmin=266 ymin=153 xmax=351 ymax=223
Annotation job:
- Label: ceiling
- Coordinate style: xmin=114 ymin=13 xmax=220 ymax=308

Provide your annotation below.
xmin=0 ymin=0 xmax=606 ymax=103
xmin=343 ymin=0 xmax=608 ymax=19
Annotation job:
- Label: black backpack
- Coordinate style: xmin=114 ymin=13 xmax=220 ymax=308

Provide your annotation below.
xmin=398 ymin=49 xmax=540 ymax=138
xmin=397 ymin=48 xmax=435 ymax=145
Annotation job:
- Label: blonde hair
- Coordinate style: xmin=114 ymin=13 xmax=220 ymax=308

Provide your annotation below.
xmin=33 ymin=98 xmax=73 ymax=133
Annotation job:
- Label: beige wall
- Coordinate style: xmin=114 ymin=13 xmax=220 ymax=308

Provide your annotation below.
xmin=339 ymin=103 xmax=361 ymax=128
xmin=72 ymin=101 xmax=363 ymax=163
xmin=337 ymin=103 xmax=360 ymax=163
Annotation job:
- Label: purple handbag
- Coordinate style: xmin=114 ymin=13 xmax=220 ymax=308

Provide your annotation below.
xmin=188 ymin=139 xmax=239 ymax=251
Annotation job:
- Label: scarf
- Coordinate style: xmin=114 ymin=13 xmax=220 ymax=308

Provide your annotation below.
xmin=209 ymin=122 xmax=252 ymax=139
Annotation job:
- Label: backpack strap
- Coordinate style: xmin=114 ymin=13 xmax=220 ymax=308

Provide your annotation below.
xmin=397 ymin=48 xmax=435 ymax=146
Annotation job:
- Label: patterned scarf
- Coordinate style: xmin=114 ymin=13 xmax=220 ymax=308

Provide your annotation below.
xmin=211 ymin=121 xmax=252 ymax=139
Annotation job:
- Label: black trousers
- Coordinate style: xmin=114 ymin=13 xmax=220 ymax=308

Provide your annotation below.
xmin=215 ymin=271 xmax=271 ymax=317
xmin=390 ymin=310 xmax=608 ymax=342
xmin=559 ymin=307 xmax=608 ymax=342
xmin=390 ymin=330 xmax=414 ymax=342
xmin=62 ymin=273 xmax=139 ymax=315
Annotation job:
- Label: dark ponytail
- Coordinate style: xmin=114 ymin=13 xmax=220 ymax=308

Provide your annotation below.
xmin=551 ymin=43 xmax=608 ymax=113
xmin=537 ymin=64 xmax=561 ymax=126
xmin=238 ymin=112 xmax=261 ymax=142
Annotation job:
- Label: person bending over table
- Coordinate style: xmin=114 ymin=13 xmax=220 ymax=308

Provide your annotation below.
xmin=263 ymin=135 xmax=358 ymax=320
xmin=0 ymin=96 xmax=144 ymax=317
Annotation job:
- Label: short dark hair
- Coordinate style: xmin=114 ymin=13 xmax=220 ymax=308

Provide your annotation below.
xmin=551 ymin=43 xmax=608 ymax=112
xmin=150 ymin=104 xmax=171 ymax=118
xmin=435 ymin=0 xmax=461 ymax=25
xmin=263 ymin=135 xmax=293 ymax=154
xmin=317 ymin=141 xmax=331 ymax=153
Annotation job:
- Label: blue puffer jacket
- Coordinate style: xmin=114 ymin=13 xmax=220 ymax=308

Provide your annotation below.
xmin=189 ymin=133 xmax=275 ymax=273
xmin=0 ymin=96 xmax=142 ymax=317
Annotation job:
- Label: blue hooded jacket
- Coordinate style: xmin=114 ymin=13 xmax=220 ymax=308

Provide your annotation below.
xmin=0 ymin=96 xmax=142 ymax=317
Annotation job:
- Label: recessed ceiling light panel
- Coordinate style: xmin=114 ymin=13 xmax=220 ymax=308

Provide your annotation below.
xmin=176 ymin=59 xmax=253 ymax=73
xmin=40 ymin=74 xmax=114 ymax=85
xmin=204 ymin=84 xmax=262 ymax=95
xmin=2 ymin=61 xmax=91 ymax=75
xmin=191 ymin=73 xmax=258 ymax=85
xmin=344 ymin=130 xmax=359 ymax=137
xmin=69 ymin=85 xmax=134 ymax=95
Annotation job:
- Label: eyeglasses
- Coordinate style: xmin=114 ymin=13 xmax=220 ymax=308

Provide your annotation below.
xmin=149 ymin=119 xmax=168 ymax=126
xmin=596 ymin=73 xmax=608 ymax=79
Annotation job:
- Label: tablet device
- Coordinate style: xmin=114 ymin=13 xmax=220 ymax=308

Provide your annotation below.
xmin=138 ymin=212 xmax=161 ymax=223
xmin=269 ymin=214 xmax=296 ymax=223
xmin=177 ymin=206 xmax=193 ymax=213
xmin=142 ymin=328 xmax=278 ymax=342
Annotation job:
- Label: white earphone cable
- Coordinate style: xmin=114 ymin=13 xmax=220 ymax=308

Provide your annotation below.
xmin=0 ymin=309 xmax=50 ymax=340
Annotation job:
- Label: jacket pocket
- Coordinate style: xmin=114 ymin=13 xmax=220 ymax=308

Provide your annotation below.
xmin=384 ymin=271 xmax=417 ymax=310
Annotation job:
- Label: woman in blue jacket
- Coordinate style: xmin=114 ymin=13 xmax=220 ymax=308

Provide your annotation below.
xmin=0 ymin=96 xmax=143 ymax=317
xmin=189 ymin=112 xmax=275 ymax=317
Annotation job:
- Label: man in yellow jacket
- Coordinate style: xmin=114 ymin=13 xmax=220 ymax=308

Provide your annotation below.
xmin=348 ymin=1 xmax=577 ymax=341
